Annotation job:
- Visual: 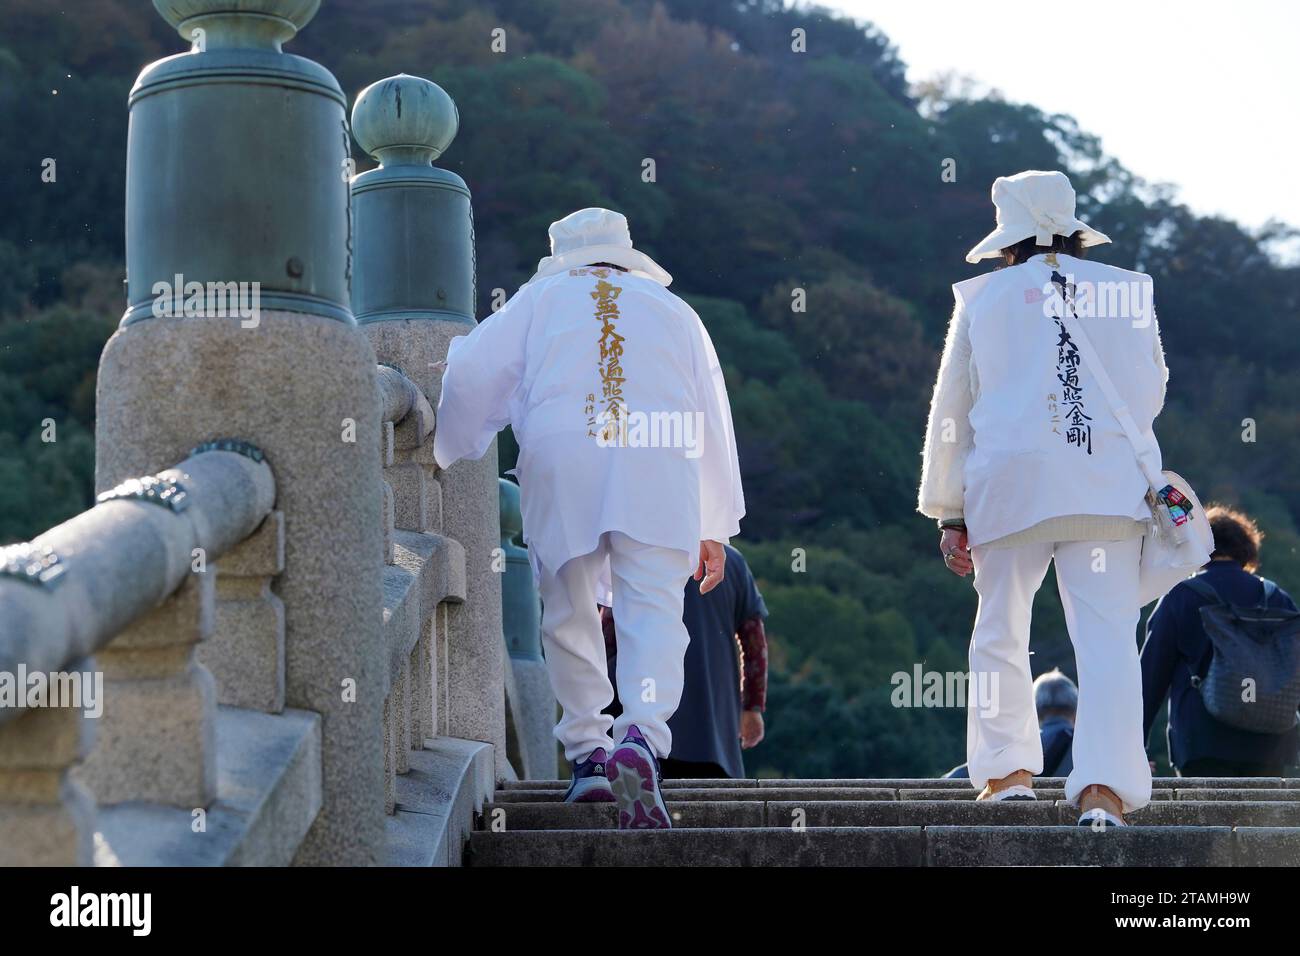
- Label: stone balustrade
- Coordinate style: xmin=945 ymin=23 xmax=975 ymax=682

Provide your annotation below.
xmin=350 ymin=71 xmax=512 ymax=798
xmin=0 ymin=0 xmax=551 ymax=867
xmin=0 ymin=447 xmax=273 ymax=695
xmin=0 ymin=445 xmax=275 ymax=864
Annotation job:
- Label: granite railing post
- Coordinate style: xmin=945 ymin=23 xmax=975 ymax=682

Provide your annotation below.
xmin=78 ymin=569 xmax=218 ymax=806
xmin=197 ymin=510 xmax=286 ymax=713
xmin=95 ymin=0 xmax=385 ymax=864
xmin=350 ymin=74 xmax=509 ymax=778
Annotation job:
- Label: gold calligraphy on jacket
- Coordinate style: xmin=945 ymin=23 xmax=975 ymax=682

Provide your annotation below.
xmin=588 ymin=274 xmax=626 ymax=441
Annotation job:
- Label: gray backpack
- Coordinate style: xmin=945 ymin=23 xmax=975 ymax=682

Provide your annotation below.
xmin=1183 ymin=576 xmax=1300 ymax=734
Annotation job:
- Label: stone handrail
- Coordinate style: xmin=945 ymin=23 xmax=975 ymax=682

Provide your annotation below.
xmin=0 ymin=445 xmax=274 ymax=719
xmin=377 ymin=363 xmax=435 ymax=440
xmin=0 ymin=444 xmax=281 ymax=865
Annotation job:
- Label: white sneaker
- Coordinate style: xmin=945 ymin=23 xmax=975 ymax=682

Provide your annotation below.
xmin=982 ymin=784 xmax=1037 ymax=802
xmin=1078 ymin=807 xmax=1126 ymax=828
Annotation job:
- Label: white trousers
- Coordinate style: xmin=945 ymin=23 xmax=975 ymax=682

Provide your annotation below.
xmin=538 ymin=531 xmax=692 ymax=763
xmin=967 ymin=537 xmax=1152 ymax=812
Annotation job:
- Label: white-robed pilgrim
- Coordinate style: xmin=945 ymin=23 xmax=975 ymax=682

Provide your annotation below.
xmin=919 ymin=170 xmax=1164 ymax=816
xmin=433 ymin=208 xmax=746 ymax=595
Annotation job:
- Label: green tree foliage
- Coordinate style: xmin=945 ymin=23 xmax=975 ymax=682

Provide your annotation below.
xmin=2 ymin=0 xmax=1297 ymax=778
xmin=0 ymin=264 xmax=119 ymax=541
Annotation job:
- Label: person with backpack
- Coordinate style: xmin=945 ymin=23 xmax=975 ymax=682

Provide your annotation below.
xmin=1141 ymin=505 xmax=1300 ymax=776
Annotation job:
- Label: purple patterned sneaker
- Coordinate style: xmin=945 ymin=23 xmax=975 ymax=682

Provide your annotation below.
xmin=607 ymin=725 xmax=671 ymax=829
xmin=563 ymin=748 xmax=616 ymax=804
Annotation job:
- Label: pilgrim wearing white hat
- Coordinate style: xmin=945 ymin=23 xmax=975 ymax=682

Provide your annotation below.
xmin=528 ymin=207 xmax=674 ymax=286
xmin=919 ymin=171 xmax=1170 ymax=827
xmin=964 ymin=169 xmax=1111 ymax=264
xmin=434 ymin=207 xmax=745 ymax=829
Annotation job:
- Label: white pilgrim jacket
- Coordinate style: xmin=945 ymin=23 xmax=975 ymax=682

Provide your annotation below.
xmin=918 ymin=253 xmax=1169 ymax=547
xmin=433 ymin=267 xmax=746 ymax=588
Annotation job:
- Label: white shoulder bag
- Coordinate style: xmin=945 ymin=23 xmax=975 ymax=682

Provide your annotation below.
xmin=1051 ymin=274 xmax=1213 ymax=607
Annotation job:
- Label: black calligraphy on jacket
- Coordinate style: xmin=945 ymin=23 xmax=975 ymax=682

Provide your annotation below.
xmin=1049 ymin=270 xmax=1092 ymax=455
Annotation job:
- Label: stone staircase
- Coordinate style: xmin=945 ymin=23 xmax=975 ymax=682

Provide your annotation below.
xmin=466 ymin=776 xmax=1300 ymax=866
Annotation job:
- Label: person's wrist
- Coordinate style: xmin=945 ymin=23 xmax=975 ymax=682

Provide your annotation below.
xmin=939 ymin=517 xmax=966 ymax=531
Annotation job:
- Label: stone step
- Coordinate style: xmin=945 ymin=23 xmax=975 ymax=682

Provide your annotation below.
xmin=485 ymin=800 xmax=768 ymax=829
xmin=1175 ymin=788 xmax=1300 ymax=801
xmin=468 ymin=825 xmax=1300 ymax=866
xmin=480 ymin=799 xmax=1300 ymax=830
xmin=490 ymin=784 xmax=1300 ymax=804
xmin=898 ymin=788 xmax=1073 ymax=801
xmin=503 ymin=776 xmax=1297 ymax=791
xmin=501 ymin=777 xmax=1000 ymax=790
xmin=495 ymin=787 xmax=897 ymax=803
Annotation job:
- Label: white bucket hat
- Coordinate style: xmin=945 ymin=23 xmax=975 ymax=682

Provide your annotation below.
xmin=965 ymin=170 xmax=1111 ymax=264
xmin=528 ymin=207 xmax=672 ymax=286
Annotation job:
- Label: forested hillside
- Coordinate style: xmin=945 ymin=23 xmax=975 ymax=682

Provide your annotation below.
xmin=3 ymin=0 xmax=1298 ymax=777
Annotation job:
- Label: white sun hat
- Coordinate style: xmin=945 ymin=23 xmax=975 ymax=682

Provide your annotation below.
xmin=965 ymin=169 xmax=1111 ymax=264
xmin=528 ymin=207 xmax=672 ymax=286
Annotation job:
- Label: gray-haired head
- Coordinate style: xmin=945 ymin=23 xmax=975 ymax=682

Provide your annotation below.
xmin=1033 ymin=668 xmax=1078 ymax=719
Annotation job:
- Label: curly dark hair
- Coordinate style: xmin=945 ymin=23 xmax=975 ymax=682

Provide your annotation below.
xmin=1205 ymin=504 xmax=1264 ymax=572
xmin=999 ymin=229 xmax=1087 ymax=266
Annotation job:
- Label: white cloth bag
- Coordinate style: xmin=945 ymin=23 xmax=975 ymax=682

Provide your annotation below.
xmin=1053 ymin=282 xmax=1213 ymax=607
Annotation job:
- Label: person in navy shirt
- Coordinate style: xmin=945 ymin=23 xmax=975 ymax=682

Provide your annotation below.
xmin=603 ymin=544 xmax=768 ymax=778
xmin=1141 ymin=505 xmax=1300 ymax=776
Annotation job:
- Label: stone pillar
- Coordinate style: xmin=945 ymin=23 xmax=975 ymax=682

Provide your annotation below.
xmin=96 ymin=0 xmax=385 ymax=864
xmin=394 ymin=661 xmax=411 ymax=773
xmin=350 ymin=74 xmax=508 ymax=777
xmin=382 ymin=696 xmax=395 ymax=815
xmin=500 ymin=479 xmax=558 ymax=779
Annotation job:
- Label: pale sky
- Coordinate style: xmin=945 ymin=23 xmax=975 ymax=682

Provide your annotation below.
xmin=821 ymin=0 xmax=1300 ymax=233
